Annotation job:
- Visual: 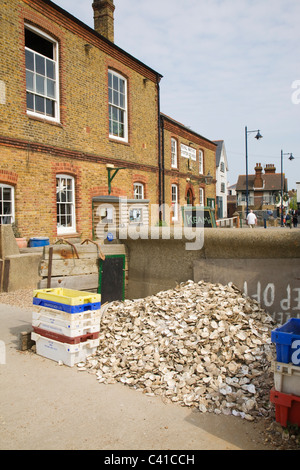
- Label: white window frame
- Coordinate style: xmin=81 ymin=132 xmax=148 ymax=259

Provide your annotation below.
xmin=133 ymin=182 xmax=144 ymax=200
xmin=56 ymin=174 xmax=76 ymax=235
xmin=0 ymin=184 xmax=15 ymax=224
xmin=199 ymin=187 xmax=204 ymax=206
xmin=108 ymin=70 xmax=128 ymax=142
xmin=171 ymin=184 xmax=179 ymax=221
xmin=25 ymin=24 xmax=60 ymax=123
xmin=171 ymin=138 xmax=178 ymax=168
xmin=199 ymin=150 xmax=204 ymax=174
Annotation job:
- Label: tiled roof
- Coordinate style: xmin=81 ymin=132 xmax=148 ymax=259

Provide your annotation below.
xmin=236 ymin=174 xmax=287 ymax=192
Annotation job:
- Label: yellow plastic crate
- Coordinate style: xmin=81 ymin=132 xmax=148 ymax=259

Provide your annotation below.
xmin=33 ymin=288 xmax=101 ymax=306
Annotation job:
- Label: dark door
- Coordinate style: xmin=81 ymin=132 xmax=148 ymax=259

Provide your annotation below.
xmin=98 ymin=255 xmax=125 ymax=303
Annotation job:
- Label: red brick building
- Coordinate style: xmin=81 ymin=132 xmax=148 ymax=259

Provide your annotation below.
xmin=0 ymin=0 xmax=216 ymax=243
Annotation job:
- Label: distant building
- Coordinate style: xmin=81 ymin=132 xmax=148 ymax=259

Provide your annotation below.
xmin=227 ymin=183 xmax=237 ymax=218
xmin=236 ymin=163 xmax=288 ymax=212
xmin=297 ymin=182 xmax=300 ymax=210
xmin=214 ymin=140 xmax=229 ymax=219
xmin=162 ymin=114 xmax=217 ymax=224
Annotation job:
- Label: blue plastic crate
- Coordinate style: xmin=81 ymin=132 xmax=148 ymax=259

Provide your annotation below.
xmin=33 ymin=297 xmax=101 ymax=314
xmin=29 ymin=237 xmax=50 ymax=247
xmin=271 ymin=318 xmax=300 ymax=365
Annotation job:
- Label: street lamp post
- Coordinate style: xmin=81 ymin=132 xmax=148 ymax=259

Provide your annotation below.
xmin=245 ymin=127 xmax=263 ymax=216
xmin=280 ymin=150 xmax=294 ymax=226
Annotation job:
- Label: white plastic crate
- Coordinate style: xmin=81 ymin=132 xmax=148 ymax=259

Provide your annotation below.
xmin=31 ymin=332 xmax=100 ymax=367
xmin=32 ymin=310 xmax=101 ymax=338
xmin=272 ymin=361 xmax=300 ymax=396
xmin=33 ymin=306 xmax=101 ymax=321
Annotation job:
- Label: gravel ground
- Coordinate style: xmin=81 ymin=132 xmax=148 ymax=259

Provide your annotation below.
xmin=0 ymin=289 xmax=34 ymax=309
xmin=1 ymin=287 xmax=299 ymax=450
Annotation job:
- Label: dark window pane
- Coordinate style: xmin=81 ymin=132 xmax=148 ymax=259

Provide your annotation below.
xmin=119 ymin=80 xmax=125 ymax=94
xmin=46 ymin=59 xmax=55 ymax=79
xmin=26 ymin=71 xmax=34 ymax=91
xmin=3 ymin=202 xmax=11 ymax=214
xmin=36 ymin=75 xmax=45 ymax=95
xmin=25 ymin=49 xmax=34 ymax=71
xmin=36 ymin=55 xmax=45 ymax=76
xmin=112 ymin=106 xmax=118 ymax=121
xmin=25 ymin=28 xmax=54 ymax=59
xmin=113 ymin=90 xmax=119 ymax=106
xmin=3 ymin=188 xmax=11 ymax=201
xmin=119 ymin=109 xmax=124 ymax=124
xmin=47 ymin=79 xmax=55 ymax=98
xmin=27 ymin=92 xmax=34 ymax=110
xmin=35 ymin=95 xmax=45 ymax=113
xmin=113 ymin=75 xmax=119 ymax=91
xmin=46 ymin=99 xmax=55 ymax=117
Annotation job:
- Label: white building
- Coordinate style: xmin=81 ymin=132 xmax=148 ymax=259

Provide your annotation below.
xmin=214 ymin=140 xmax=229 ymax=219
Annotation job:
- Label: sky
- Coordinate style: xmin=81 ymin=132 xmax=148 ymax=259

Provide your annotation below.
xmin=54 ymin=0 xmax=300 ymax=190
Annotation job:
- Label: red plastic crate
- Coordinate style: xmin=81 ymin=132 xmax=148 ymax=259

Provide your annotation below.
xmin=32 ymin=326 xmax=99 ymax=345
xmin=270 ymin=388 xmax=300 ymax=427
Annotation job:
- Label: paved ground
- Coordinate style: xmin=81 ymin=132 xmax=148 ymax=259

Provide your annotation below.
xmin=0 ymin=302 xmax=282 ymax=452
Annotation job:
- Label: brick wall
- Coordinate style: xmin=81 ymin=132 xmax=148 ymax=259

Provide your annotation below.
xmin=0 ymin=0 xmax=217 ymax=241
xmin=0 ymin=0 xmax=161 ymax=241
xmin=162 ymin=115 xmax=216 ymax=221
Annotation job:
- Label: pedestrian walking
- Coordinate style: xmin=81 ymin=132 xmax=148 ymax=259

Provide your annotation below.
xmin=293 ymin=210 xmax=298 ymax=228
xmin=286 ymin=211 xmax=292 ymax=229
xmin=246 ymin=210 xmax=257 ymax=228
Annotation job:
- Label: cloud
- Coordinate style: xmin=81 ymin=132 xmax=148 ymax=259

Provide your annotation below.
xmin=50 ymin=0 xmax=300 ymax=187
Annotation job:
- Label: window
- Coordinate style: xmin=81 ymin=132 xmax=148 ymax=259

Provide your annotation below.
xmin=221 ymin=182 xmax=226 ymax=193
xmin=171 ymin=184 xmax=178 ymax=221
xmin=207 ymin=198 xmax=215 ymax=209
xmin=108 ymin=70 xmax=128 ymax=141
xmin=0 ymin=184 xmax=14 ymax=224
xmin=134 ymin=183 xmax=144 ymax=200
xmin=129 ymin=208 xmax=142 ymax=224
xmin=199 ymin=150 xmax=204 ymax=174
xmin=171 ymin=138 xmax=177 ymax=168
xmin=25 ymin=25 xmax=59 ymax=121
xmin=220 ymin=162 xmax=225 ymax=172
xmin=199 ymin=188 xmax=204 ymax=206
xmin=56 ymin=175 xmax=76 ymax=234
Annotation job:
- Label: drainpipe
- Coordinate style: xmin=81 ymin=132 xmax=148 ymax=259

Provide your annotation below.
xmin=161 ymin=113 xmax=165 ymax=221
xmin=157 ymin=75 xmax=163 ymax=222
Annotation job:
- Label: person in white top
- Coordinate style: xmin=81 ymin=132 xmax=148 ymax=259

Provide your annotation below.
xmin=246 ymin=210 xmax=257 ymax=228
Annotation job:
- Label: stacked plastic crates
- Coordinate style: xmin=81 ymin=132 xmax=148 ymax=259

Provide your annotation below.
xmin=270 ymin=318 xmax=300 ymax=427
xmin=31 ymin=288 xmax=101 ymax=367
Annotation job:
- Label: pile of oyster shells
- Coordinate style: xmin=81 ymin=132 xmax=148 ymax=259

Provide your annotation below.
xmin=79 ymin=280 xmax=275 ymax=421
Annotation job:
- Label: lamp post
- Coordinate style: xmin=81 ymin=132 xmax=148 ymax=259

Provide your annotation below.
xmin=280 ymin=150 xmax=294 ymax=226
xmin=245 ymin=127 xmax=263 ymax=216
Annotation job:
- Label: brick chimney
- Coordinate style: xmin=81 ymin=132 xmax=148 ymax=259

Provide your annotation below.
xmin=254 ymin=163 xmax=263 ymax=188
xmin=264 ymin=164 xmax=276 ymax=174
xmin=92 ymin=0 xmax=115 ymax=42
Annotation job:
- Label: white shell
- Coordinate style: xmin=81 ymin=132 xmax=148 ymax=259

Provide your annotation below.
xmin=79 ymin=280 xmax=275 ymax=422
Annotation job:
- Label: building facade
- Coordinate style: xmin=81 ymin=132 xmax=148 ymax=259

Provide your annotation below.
xmin=0 ymin=0 xmax=217 ymax=242
xmin=214 ymin=140 xmax=228 ymax=219
xmin=161 ymin=114 xmax=216 ymax=225
xmin=236 ymin=163 xmax=287 ymax=212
